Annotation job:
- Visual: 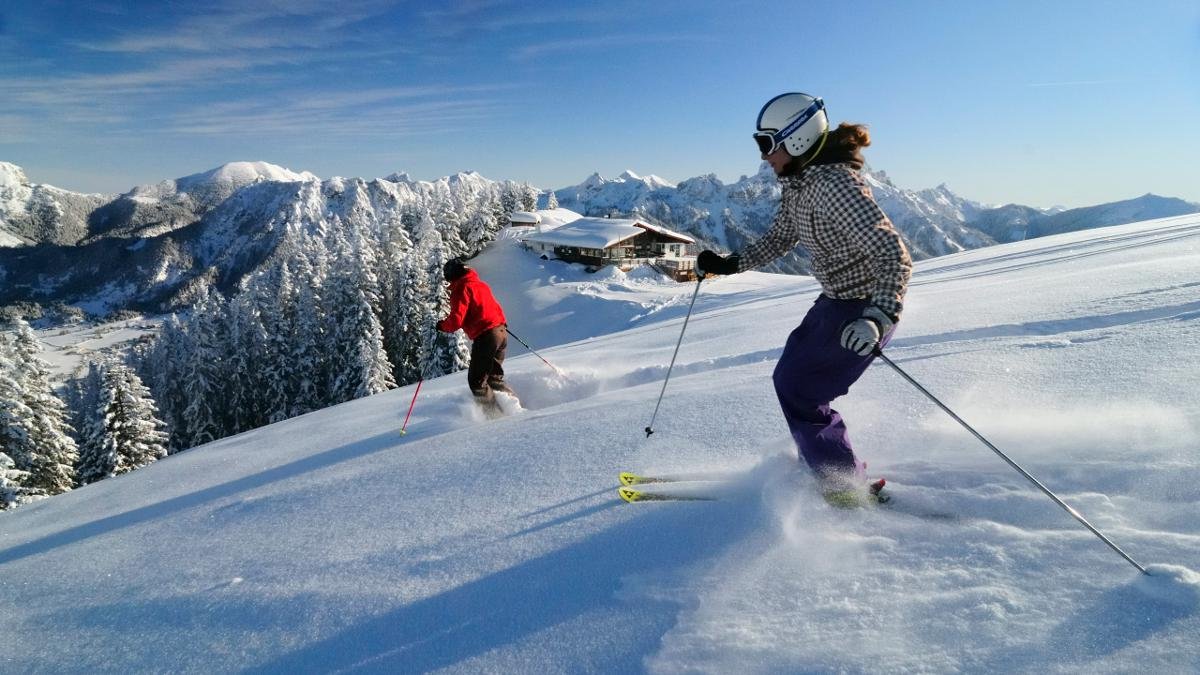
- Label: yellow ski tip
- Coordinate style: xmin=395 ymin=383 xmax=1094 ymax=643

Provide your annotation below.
xmin=618 ymin=487 xmax=643 ymax=503
xmin=619 ymin=472 xmax=643 ymax=487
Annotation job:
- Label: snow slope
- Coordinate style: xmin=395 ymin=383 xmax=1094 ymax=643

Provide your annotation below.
xmin=2 ymin=215 xmax=1200 ymax=673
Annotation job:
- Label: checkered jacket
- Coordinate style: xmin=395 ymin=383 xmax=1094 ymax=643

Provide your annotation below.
xmin=738 ymin=163 xmax=912 ymax=319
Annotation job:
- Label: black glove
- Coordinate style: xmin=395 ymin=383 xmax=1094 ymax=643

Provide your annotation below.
xmin=697 ymin=250 xmax=740 ymax=276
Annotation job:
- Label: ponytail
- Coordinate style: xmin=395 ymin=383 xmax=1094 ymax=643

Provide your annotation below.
xmin=828 ymin=123 xmax=870 ymax=152
xmin=783 ymin=122 xmax=870 ymax=175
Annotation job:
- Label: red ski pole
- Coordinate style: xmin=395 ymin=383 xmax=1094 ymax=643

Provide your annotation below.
xmin=399 ymin=377 xmax=424 ymax=436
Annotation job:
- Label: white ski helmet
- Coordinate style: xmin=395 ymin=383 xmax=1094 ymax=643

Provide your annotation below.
xmin=754 ymin=92 xmax=829 ymax=157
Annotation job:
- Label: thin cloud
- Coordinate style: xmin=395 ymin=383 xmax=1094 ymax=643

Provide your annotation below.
xmin=420 ymin=2 xmax=620 ymax=38
xmin=0 ymin=55 xmax=299 ymax=106
xmin=1027 ymin=79 xmax=1128 ymax=88
xmin=79 ymin=1 xmax=393 ymax=54
xmin=512 ymin=33 xmax=709 ymax=61
xmin=157 ymin=88 xmax=515 ymax=138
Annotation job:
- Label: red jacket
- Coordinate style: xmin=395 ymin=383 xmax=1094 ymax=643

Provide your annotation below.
xmin=436 ymin=269 xmax=507 ymax=340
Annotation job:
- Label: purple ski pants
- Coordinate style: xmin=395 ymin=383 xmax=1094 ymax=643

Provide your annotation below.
xmin=772 ymin=295 xmax=895 ymax=483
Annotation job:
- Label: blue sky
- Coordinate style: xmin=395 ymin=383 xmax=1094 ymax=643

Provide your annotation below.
xmin=1 ymin=1 xmax=1198 ymax=208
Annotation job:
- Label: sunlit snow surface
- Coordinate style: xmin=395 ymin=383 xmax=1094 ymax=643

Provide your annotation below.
xmin=2 ymin=215 xmax=1199 ymax=673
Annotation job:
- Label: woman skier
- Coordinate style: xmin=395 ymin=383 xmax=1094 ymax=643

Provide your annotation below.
xmin=697 ymin=92 xmax=912 ymax=507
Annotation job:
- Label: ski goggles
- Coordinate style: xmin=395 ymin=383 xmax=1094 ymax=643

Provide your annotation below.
xmin=753 ymin=97 xmax=825 ymax=155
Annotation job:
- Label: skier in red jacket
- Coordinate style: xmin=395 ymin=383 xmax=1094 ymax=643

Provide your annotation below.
xmin=436 ymin=259 xmax=516 ymax=412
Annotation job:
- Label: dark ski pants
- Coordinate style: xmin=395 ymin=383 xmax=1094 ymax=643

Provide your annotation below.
xmin=772 ymin=295 xmax=895 ymax=484
xmin=468 ymin=324 xmax=512 ymax=401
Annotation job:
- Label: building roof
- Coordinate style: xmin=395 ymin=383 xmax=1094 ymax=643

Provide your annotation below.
xmin=525 ymin=217 xmax=696 ymax=249
xmin=636 ymin=221 xmax=695 ymax=244
xmin=525 ymin=218 xmax=644 ymax=249
xmin=508 ymin=210 xmax=542 ymax=225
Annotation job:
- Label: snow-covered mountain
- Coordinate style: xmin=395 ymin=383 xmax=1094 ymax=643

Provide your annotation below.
xmin=1026 ymin=194 xmax=1200 ymax=239
xmin=553 ymin=165 xmax=1200 ymax=264
xmin=0 ymin=162 xmax=525 ymax=318
xmin=553 ymin=164 xmax=804 ymax=272
xmin=3 ymin=213 xmax=1199 ymax=672
xmin=0 ymin=162 xmax=112 ymax=247
xmin=86 ymin=161 xmax=320 ymax=243
xmin=866 ymin=171 xmax=995 ymax=256
xmin=3 ymin=159 xmax=1197 ymax=323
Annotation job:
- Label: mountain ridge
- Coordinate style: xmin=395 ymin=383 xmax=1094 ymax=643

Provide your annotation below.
xmin=2 ymin=160 xmax=1196 ymax=322
xmin=552 ymin=165 xmax=1200 ymax=263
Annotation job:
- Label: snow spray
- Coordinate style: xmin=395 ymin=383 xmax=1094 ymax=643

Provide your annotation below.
xmin=873 ymin=348 xmax=1151 ymax=575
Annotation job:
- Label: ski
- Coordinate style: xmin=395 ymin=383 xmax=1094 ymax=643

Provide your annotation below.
xmin=618 ymin=485 xmax=720 ymax=503
xmin=618 ymin=470 xmax=729 ymax=487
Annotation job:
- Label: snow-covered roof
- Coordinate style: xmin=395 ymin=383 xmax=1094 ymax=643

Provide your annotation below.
xmin=636 ymin=221 xmax=695 ymax=244
xmin=509 ymin=211 xmax=542 ymax=225
xmin=525 ymin=218 xmax=645 ymax=249
xmin=525 ymin=217 xmax=697 ymax=249
xmin=534 ymin=208 xmax=583 ymax=231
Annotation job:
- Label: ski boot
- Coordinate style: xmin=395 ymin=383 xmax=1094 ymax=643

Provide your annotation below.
xmin=473 ymin=392 xmax=504 ymax=420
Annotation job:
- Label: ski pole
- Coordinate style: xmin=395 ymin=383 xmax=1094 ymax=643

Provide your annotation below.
xmin=401 ymin=335 xmax=460 ymax=436
xmin=399 ymin=377 xmax=424 ymax=436
xmin=645 ymin=273 xmax=705 ymax=438
xmin=872 ymin=347 xmax=1149 ymax=575
xmin=506 ymin=328 xmax=563 ymax=375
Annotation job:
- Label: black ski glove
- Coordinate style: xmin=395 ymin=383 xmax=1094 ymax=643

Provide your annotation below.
xmin=698 ymin=250 xmax=740 ymax=276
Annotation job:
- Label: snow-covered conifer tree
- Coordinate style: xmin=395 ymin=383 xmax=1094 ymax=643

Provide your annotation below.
xmin=224 ymin=290 xmax=269 ymax=433
xmin=287 ymin=264 xmax=327 ymax=418
xmin=325 ymin=229 xmax=395 ymax=403
xmin=464 ymin=193 xmax=500 ymax=251
xmin=413 ymin=216 xmax=448 ymax=378
xmin=1 ymin=452 xmax=43 ymax=510
xmin=520 ymin=184 xmax=539 ymax=212
xmin=249 ymin=260 xmax=300 ymax=424
xmin=0 ymin=351 xmax=40 ymax=491
xmin=489 ymin=194 xmax=509 ymax=232
xmin=378 ymin=216 xmax=415 ymax=383
xmin=416 ymin=228 xmax=469 ymax=378
xmin=390 ymin=253 xmax=426 ymax=385
xmin=6 ymin=320 xmax=78 ymax=494
xmin=73 ymin=361 xmax=110 ymax=484
xmin=432 ymin=187 xmax=469 ymax=260
xmin=139 ymin=314 xmax=189 ymax=451
xmin=77 ymin=360 xmax=168 ymax=484
xmin=178 ymin=287 xmax=230 ymax=448
xmin=545 ymin=189 xmax=559 ymax=210
xmin=499 ymin=183 xmax=521 ymax=220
